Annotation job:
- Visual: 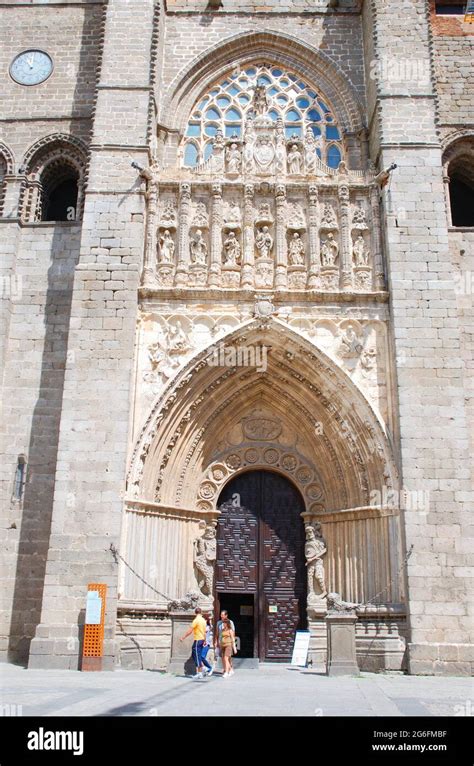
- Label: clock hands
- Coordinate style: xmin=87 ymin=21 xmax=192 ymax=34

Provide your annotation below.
xmin=26 ymin=53 xmax=36 ymax=69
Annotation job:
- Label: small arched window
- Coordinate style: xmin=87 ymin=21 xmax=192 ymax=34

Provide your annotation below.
xmin=444 ymin=138 xmax=474 ymax=228
xmin=21 ymin=135 xmax=87 ymax=223
xmin=40 ymin=161 xmax=79 ymax=222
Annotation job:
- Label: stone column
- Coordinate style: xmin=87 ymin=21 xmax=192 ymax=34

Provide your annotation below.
xmin=442 ymin=166 xmax=452 ymax=228
xmin=338 ymin=183 xmax=352 ymax=289
xmin=307 ymin=183 xmax=320 ymax=289
xmin=28 ymin=0 xmax=156 ymax=670
xmin=241 ymin=183 xmax=254 ymax=288
xmin=208 ymin=182 xmax=222 ymax=287
xmin=369 ymin=185 xmax=385 ymax=290
xmin=274 ymin=183 xmax=287 ymax=290
xmin=141 ymin=177 xmax=158 ymax=286
xmin=175 ymin=182 xmax=191 ymax=288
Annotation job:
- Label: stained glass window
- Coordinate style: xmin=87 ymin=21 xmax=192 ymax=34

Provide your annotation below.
xmin=181 ymin=63 xmax=344 ymax=170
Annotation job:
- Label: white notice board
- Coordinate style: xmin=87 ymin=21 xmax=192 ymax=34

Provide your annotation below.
xmin=85 ymin=591 xmax=102 ymax=625
xmin=291 ymin=630 xmax=310 ymax=667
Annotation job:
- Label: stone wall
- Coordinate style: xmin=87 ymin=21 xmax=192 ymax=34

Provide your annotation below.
xmin=366 ymin=0 xmax=473 ymax=676
xmin=27 ymin=0 xmax=156 ymax=671
xmin=0 ymin=223 xmax=81 ymax=661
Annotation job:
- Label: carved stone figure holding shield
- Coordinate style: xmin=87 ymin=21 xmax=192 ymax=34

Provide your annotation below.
xmin=305 ymin=522 xmax=327 ymax=602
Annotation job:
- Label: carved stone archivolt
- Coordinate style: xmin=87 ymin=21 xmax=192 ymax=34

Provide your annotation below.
xmin=128 ymin=319 xmax=398 ymax=512
xmin=195 ymin=444 xmax=325 ymax=514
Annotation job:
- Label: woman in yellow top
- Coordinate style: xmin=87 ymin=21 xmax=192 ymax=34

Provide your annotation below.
xmin=180 ymin=607 xmax=207 ymax=679
xmin=219 ymin=618 xmax=236 ymax=678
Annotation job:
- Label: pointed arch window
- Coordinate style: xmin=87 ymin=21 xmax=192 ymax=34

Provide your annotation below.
xmin=181 ymin=63 xmax=345 ymax=169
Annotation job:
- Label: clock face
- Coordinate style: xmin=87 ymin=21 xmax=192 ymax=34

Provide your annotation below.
xmin=10 ymin=50 xmax=53 ymax=86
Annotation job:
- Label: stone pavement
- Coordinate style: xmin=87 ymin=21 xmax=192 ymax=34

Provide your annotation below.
xmin=1 ymin=663 xmax=472 ymax=718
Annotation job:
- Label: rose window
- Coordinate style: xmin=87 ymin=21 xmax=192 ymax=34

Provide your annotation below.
xmin=181 ymin=63 xmax=344 ymax=170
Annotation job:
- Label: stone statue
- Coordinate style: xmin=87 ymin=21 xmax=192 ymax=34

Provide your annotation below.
xmin=168 ymin=591 xmax=201 ymax=613
xmin=192 ymin=202 xmax=209 ymax=228
xmin=287 ymin=144 xmax=303 ymax=175
xmin=193 ymin=522 xmax=216 ymax=597
xmin=255 ymin=226 xmax=273 ymax=259
xmin=340 ymin=324 xmax=363 ymax=358
xmin=320 ymin=233 xmax=339 ymax=267
xmin=353 ymin=234 xmax=369 ymax=266
xmin=288 ymin=232 xmax=305 ymax=265
xmin=327 ymin=592 xmax=360 ymax=614
xmin=167 ymin=320 xmax=190 ymax=355
xmin=190 ymin=229 xmax=208 ymax=265
xmin=158 ymin=229 xmax=175 ymax=263
xmin=305 ymin=522 xmax=327 ymax=601
xmin=243 ymin=120 xmax=256 ymax=174
xmin=210 ymin=130 xmax=225 ymax=171
xmin=223 ymin=231 xmax=241 ymax=266
xmin=226 ymin=143 xmax=241 ymax=174
xmin=252 ymin=82 xmax=268 ymax=116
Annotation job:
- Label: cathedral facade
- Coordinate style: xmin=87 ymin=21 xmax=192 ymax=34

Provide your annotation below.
xmin=0 ymin=0 xmax=472 ymax=675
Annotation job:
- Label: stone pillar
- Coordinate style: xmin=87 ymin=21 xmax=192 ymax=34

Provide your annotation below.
xmin=28 ymin=0 xmax=156 ymax=670
xmin=241 ymin=183 xmax=255 ymax=288
xmin=442 ymin=167 xmax=452 ymax=228
xmin=307 ymin=183 xmax=320 ymax=289
xmin=141 ymin=178 xmax=158 ymax=286
xmin=326 ymin=612 xmax=360 ymax=676
xmin=208 ymin=182 xmax=222 ymax=287
xmin=274 ymin=183 xmax=287 ymax=290
xmin=369 ymin=184 xmax=385 ymax=291
xmin=175 ymin=182 xmax=191 ymax=288
xmin=168 ymin=611 xmax=197 ymax=676
xmin=338 ymin=183 xmax=352 ymax=289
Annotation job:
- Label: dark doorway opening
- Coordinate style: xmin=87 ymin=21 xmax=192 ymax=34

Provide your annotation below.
xmin=217 ymin=593 xmax=255 ymax=658
xmin=449 ymin=177 xmax=474 ymax=227
xmin=216 ymin=470 xmax=307 ymax=661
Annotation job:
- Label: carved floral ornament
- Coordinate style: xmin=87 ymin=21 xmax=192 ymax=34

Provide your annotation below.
xmin=195 ymin=446 xmax=325 ymax=514
xmin=127 ymin=319 xmax=398 ymax=511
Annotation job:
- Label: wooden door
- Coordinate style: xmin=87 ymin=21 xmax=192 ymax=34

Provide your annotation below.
xmin=216 ymin=470 xmax=306 ymax=660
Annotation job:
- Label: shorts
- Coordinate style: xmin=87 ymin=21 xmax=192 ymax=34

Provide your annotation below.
xmin=221 ymin=644 xmax=233 ymax=658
